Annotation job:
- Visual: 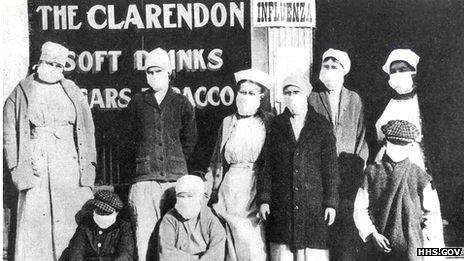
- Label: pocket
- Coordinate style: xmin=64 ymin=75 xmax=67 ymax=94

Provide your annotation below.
xmin=135 ymin=155 xmax=150 ymax=174
xmin=168 ymin=155 xmax=187 ymax=175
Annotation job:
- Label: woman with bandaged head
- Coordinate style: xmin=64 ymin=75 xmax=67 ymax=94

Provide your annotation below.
xmin=3 ymin=41 xmax=96 ymax=260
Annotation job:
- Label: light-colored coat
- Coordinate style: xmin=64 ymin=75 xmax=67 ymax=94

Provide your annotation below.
xmin=309 ymin=86 xmax=368 ymax=162
xmin=3 ymin=74 xmax=96 ymax=191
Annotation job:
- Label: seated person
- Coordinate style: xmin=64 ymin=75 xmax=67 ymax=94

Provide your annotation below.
xmin=65 ymin=190 xmax=135 ymax=261
xmin=158 ymin=175 xmax=225 ymax=261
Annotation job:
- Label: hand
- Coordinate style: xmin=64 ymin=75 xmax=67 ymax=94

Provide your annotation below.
xmin=324 ymin=207 xmax=336 ymax=226
xmin=259 ymin=204 xmax=270 ymax=221
xmin=369 ymin=231 xmax=392 ymax=253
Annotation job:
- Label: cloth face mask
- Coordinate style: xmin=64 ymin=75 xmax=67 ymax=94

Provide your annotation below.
xmin=284 ymin=94 xmax=308 ymax=116
xmin=175 ymin=196 xmax=202 ymax=220
xmin=319 ymin=68 xmax=344 ymax=91
xmin=235 ymin=92 xmax=261 ymax=116
xmin=388 ymin=72 xmax=415 ymax=95
xmin=37 ymin=63 xmax=64 ymax=83
xmin=93 ymin=211 xmax=117 ymax=229
xmin=146 ymin=73 xmax=169 ymax=92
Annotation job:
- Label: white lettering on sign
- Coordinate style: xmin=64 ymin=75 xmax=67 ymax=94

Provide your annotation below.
xmin=36 ymin=2 xmax=245 ymax=30
xmin=84 ymin=86 xmax=236 ymax=109
xmin=66 ymin=50 xmax=122 ymax=74
xmin=134 ymin=49 xmax=223 ymax=73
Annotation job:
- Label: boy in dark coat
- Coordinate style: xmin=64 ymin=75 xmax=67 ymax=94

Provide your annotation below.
xmin=258 ymin=75 xmax=339 ymax=260
xmin=353 ymin=120 xmax=443 ymax=261
xmin=65 ymin=190 xmax=135 ymax=261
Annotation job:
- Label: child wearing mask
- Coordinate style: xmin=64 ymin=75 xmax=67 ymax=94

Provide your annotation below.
xmin=158 ymin=175 xmax=226 ymax=261
xmin=354 ymin=120 xmax=443 ymax=261
xmin=65 ymin=190 xmax=135 ymax=261
xmin=258 ymin=75 xmax=339 ymax=261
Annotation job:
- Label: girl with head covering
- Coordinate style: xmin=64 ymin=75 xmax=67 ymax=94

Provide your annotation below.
xmin=206 ymin=68 xmax=274 ymax=261
xmin=3 ymin=41 xmax=96 ymax=260
xmin=257 ymin=75 xmax=339 ymax=261
xmin=158 ymin=174 xmax=226 ymax=260
xmin=374 ymin=49 xmax=445 ymax=253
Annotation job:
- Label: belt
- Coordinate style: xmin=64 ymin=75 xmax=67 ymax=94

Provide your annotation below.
xmin=31 ymin=125 xmax=74 ymax=139
xmin=229 ymin=162 xmax=255 ymax=169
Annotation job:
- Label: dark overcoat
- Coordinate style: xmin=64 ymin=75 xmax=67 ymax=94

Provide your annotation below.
xmin=257 ymin=106 xmax=340 ymax=250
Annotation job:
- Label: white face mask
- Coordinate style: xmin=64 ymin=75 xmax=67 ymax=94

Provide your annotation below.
xmin=319 ymin=68 xmax=344 ymax=91
xmin=175 ymin=196 xmax=202 ymax=220
xmin=385 ymin=142 xmax=412 ymax=163
xmin=146 ymin=71 xmax=169 ymax=92
xmin=37 ymin=63 xmax=64 ymax=83
xmin=388 ymin=72 xmax=415 ymax=95
xmin=284 ymin=94 xmax=308 ymax=116
xmin=93 ymin=211 xmax=117 ymax=229
xmin=235 ymin=93 xmax=261 ymax=116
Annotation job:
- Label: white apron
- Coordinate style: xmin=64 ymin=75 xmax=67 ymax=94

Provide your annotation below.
xmin=213 ymin=116 xmax=267 ymax=261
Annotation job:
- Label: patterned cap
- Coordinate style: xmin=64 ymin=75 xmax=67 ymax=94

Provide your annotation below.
xmin=381 ymin=120 xmax=420 ymax=144
xmin=90 ymin=190 xmax=124 ymax=215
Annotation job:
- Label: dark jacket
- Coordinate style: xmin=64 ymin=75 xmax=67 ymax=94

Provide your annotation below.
xmin=128 ymin=88 xmax=197 ymax=183
xmin=65 ymin=215 xmax=135 ymax=261
xmin=207 ymin=110 xmax=274 ymax=191
xmin=3 ymin=74 xmax=96 ymax=191
xmin=363 ymin=157 xmax=431 ymax=261
xmin=258 ymin=106 xmax=339 ymax=250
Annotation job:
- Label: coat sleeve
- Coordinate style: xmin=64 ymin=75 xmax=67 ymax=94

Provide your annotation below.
xmin=180 ymin=98 xmax=197 ymax=161
xmin=67 ymin=225 xmax=88 ymax=261
xmin=3 ymin=87 xmax=18 ymax=172
xmin=257 ymin=120 xmax=274 ymax=206
xmin=114 ymin=221 xmax=135 ymax=261
xmin=158 ymin=216 xmax=197 ymax=261
xmin=321 ymin=122 xmax=340 ymax=209
xmin=199 ymin=215 xmax=226 ymax=261
xmin=355 ymin=100 xmax=369 ymax=166
xmin=79 ymin=87 xmax=97 ymax=166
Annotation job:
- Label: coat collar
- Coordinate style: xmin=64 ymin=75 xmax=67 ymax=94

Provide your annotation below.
xmin=282 ymin=106 xmax=317 ymax=146
xmin=143 ymin=87 xmax=175 ymax=109
xmin=317 ymin=86 xmax=351 ymax=125
xmin=19 ymin=73 xmax=81 ymax=105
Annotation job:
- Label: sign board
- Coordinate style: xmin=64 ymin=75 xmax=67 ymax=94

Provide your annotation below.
xmin=252 ymin=0 xmax=316 ymax=27
xmin=28 ymin=0 xmax=251 ymax=182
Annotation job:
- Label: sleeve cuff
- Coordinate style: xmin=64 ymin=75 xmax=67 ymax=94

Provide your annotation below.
xmin=257 ymin=192 xmax=271 ymax=206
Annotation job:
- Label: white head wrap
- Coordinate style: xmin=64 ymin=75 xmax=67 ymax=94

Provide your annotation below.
xmin=39 ymin=41 xmax=69 ymax=67
xmin=322 ymin=48 xmax=351 ymax=75
xmin=382 ymin=49 xmax=420 ymax=74
xmin=176 ymin=175 xmax=205 ymax=197
xmin=234 ymin=68 xmax=273 ymax=90
xmin=145 ymin=48 xmax=173 ymax=74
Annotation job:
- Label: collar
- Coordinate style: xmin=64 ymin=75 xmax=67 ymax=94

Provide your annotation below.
xmin=327 ymin=86 xmax=343 ymax=97
xmin=392 ymin=87 xmax=418 ymax=100
xmin=382 ymin=154 xmax=409 ymax=172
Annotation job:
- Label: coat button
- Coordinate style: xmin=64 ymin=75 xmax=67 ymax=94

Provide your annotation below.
xmin=295 ymin=169 xmax=299 ymax=173
xmin=97 ymin=243 xmax=102 ymax=248
xmin=294 ymin=205 xmax=299 ymax=210
xmin=294 ymin=187 xmax=299 ymax=191
xmin=98 ymin=230 xmax=103 ymax=235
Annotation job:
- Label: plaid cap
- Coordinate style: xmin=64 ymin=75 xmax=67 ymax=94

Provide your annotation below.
xmin=381 ymin=120 xmax=420 ymax=144
xmin=90 ymin=190 xmax=123 ymax=215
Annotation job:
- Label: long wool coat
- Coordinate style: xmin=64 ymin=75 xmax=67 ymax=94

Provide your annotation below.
xmin=257 ymin=106 xmax=340 ymax=250
xmin=3 ymin=74 xmax=96 ymax=191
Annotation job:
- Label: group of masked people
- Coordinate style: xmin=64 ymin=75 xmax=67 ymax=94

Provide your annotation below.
xmin=3 ymin=40 xmax=445 ymax=261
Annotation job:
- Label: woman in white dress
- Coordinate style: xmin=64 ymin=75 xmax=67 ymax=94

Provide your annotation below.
xmin=206 ymin=68 xmax=273 ymax=261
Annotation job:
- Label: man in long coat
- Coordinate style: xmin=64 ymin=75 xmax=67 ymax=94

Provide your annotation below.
xmin=309 ymin=48 xmax=369 ymax=261
xmin=258 ymin=75 xmax=339 ymax=261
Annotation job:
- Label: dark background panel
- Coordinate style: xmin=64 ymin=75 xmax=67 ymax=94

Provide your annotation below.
xmin=314 ymin=0 xmax=464 ymax=230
